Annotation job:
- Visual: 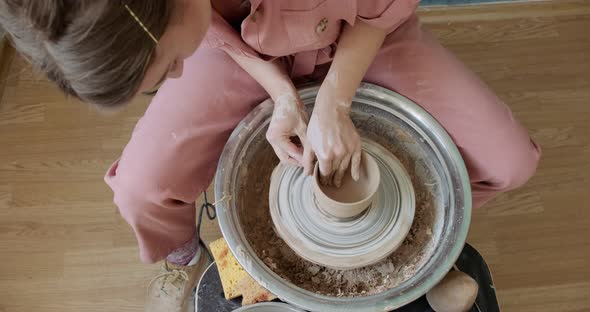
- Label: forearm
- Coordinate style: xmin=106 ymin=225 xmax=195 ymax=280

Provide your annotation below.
xmin=228 ymin=51 xmax=310 ymax=167
xmin=321 ymin=20 xmax=387 ymax=106
xmin=226 ymin=51 xmax=297 ymax=101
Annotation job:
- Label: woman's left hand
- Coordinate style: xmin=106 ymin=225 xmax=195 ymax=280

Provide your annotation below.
xmin=305 ymin=87 xmax=362 ymax=187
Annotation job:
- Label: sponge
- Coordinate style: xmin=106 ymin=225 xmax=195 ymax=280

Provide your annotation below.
xmin=209 ymin=237 xmax=277 ymax=305
xmin=237 ymin=274 xmax=277 ymax=305
xmin=209 ymin=237 xmax=249 ymax=299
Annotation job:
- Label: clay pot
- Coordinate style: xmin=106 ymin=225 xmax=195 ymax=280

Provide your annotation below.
xmin=312 ymin=151 xmax=381 ymax=219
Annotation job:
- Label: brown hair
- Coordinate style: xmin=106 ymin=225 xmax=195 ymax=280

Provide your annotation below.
xmin=0 ymin=0 xmax=172 ymax=107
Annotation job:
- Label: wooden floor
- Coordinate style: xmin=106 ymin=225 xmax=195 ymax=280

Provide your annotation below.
xmin=1 ymin=1 xmax=589 ymax=311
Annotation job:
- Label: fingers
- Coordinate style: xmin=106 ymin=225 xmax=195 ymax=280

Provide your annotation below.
xmin=284 ymin=157 xmax=301 ymax=166
xmin=299 ymin=132 xmax=315 ymax=176
xmin=302 ymin=147 xmax=315 ymax=176
xmin=351 ymin=149 xmax=362 ymax=181
xmin=333 ymin=154 xmax=351 ymax=188
xmin=313 ymin=145 xmax=362 ymax=186
xmin=318 ymin=156 xmax=333 ymax=186
xmin=270 ymin=143 xmax=289 ymax=163
xmin=269 ymin=139 xmax=300 ymax=165
xmin=318 ymin=148 xmax=354 ymax=186
xmin=280 ymin=140 xmax=304 ymax=163
xmin=303 ymin=148 xmax=315 ymax=176
xmin=267 ymin=126 xmax=305 ymax=164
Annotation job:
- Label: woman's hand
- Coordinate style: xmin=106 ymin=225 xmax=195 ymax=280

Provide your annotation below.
xmin=225 ymin=47 xmax=312 ymax=167
xmin=304 ymin=20 xmax=387 ymax=187
xmin=266 ymin=93 xmax=312 ymax=166
xmin=306 ymin=88 xmax=361 ymax=187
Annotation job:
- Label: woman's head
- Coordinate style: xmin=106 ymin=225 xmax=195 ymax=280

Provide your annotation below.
xmin=0 ymin=0 xmax=211 ymax=107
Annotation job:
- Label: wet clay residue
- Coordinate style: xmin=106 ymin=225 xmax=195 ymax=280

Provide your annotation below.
xmin=236 ymin=110 xmax=440 ymax=297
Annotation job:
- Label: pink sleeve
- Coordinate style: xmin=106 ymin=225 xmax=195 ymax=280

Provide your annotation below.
xmin=355 ymin=0 xmax=419 ymax=33
xmin=201 ymin=10 xmax=261 ymax=59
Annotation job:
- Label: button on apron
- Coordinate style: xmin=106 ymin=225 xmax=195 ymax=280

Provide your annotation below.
xmin=316 ymin=18 xmax=328 ymax=34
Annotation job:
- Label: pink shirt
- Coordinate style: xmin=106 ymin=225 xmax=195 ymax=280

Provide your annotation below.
xmin=203 ymin=0 xmax=419 ymax=77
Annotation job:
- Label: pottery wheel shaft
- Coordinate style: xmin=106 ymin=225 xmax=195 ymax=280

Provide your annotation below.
xmin=269 ymin=140 xmax=416 ymax=270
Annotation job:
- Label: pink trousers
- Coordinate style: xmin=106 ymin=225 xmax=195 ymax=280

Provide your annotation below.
xmin=105 ymin=16 xmax=540 ymax=263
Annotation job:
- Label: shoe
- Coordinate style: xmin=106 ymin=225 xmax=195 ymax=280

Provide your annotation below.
xmin=145 ymin=250 xmax=209 ymax=312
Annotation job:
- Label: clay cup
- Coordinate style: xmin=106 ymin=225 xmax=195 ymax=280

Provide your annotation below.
xmin=313 ymin=150 xmax=381 ymax=219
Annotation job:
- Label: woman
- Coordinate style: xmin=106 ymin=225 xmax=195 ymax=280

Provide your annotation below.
xmin=0 ymin=0 xmax=540 ymax=311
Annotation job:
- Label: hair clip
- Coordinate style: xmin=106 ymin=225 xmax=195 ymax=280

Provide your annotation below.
xmin=124 ymin=4 xmax=159 ymax=44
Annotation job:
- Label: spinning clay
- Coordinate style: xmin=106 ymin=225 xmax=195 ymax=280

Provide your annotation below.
xmin=269 ymin=140 xmax=416 ymax=269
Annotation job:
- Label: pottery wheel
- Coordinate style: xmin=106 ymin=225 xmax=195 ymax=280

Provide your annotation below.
xmin=269 ymin=139 xmax=416 ymax=269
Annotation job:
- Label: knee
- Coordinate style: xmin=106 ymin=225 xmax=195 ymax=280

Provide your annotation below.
xmin=105 ymin=157 xmax=201 ymax=264
xmin=104 ymin=159 xmax=151 ymax=225
xmin=494 ymin=139 xmax=541 ymax=191
xmin=104 ymin=151 xmax=210 ymax=221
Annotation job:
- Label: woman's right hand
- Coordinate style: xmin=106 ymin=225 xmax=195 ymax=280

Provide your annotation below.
xmin=306 ymin=87 xmax=361 ymax=187
xmin=266 ymin=93 xmax=313 ymax=167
